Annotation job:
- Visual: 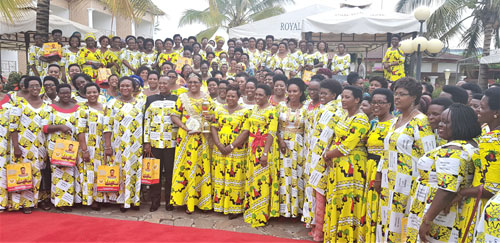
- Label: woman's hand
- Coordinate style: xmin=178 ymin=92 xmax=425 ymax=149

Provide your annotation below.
xmin=323 ymin=150 xmax=335 ymax=167
xmin=13 ymin=146 xmax=22 ymax=158
xmin=143 ymin=143 xmax=152 ymax=155
xmin=58 ymin=125 xmax=72 ymax=134
xmin=374 ymin=172 xmax=382 ymax=194
xmin=104 ymin=147 xmax=113 ymax=157
xmin=279 ymin=140 xmax=288 ymax=154
xmin=81 ymin=150 xmax=91 ymax=162
xmin=418 ymin=218 xmax=431 ymax=243
xmin=260 ymin=154 xmax=268 ymax=167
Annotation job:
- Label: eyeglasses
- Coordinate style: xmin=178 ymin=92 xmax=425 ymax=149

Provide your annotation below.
xmin=187 ymin=81 xmax=201 ymax=85
xmin=44 ymin=83 xmax=56 ymax=87
xmin=370 ymin=101 xmax=389 ymax=106
xmin=28 ymin=85 xmax=41 ymax=89
xmin=394 ymin=93 xmax=410 ymax=97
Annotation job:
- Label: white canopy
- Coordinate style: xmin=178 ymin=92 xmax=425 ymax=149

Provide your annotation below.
xmin=1 ymin=11 xmax=103 ymax=36
xmin=229 ymin=4 xmax=333 ymax=39
xmin=302 ymin=7 xmax=422 ymax=34
xmin=480 ymin=49 xmax=500 ymax=64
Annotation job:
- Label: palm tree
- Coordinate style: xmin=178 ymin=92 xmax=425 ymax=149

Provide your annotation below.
xmin=102 ymin=0 xmax=164 ymax=34
xmin=395 ymin=0 xmax=500 ymax=89
xmin=0 ymin=0 xmax=34 ymax=23
xmin=179 ymin=0 xmax=294 ymax=39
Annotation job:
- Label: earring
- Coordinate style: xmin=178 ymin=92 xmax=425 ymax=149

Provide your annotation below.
xmin=495 ymin=115 xmax=498 ymax=119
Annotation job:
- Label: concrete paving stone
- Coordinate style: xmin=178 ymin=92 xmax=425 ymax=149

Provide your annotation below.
xmin=160 ymin=219 xmax=174 ymax=226
xmin=193 ymin=218 xmax=216 ymax=229
xmin=173 ymin=218 xmax=194 ymax=227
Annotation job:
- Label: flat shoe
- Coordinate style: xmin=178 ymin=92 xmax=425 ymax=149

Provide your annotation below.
xmin=23 ymin=208 xmax=32 ymax=214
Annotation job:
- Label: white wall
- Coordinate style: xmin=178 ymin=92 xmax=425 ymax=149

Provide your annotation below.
xmin=1 ymin=50 xmax=19 ymax=76
xmin=51 ymin=4 xmax=70 ymax=19
xmin=135 ymin=20 xmax=153 ymax=38
xmin=422 ymin=62 xmax=457 ymax=72
xmin=93 ymin=11 xmax=115 ymax=35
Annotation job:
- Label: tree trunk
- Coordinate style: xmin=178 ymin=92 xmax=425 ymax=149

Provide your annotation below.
xmin=36 ymin=0 xmax=50 ymax=35
xmin=478 ymin=21 xmax=494 ymax=90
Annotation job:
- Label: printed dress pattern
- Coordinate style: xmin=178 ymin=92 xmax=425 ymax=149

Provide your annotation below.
xmin=169 ymin=93 xmax=213 ymax=212
xmin=324 ymin=112 xmax=369 ymax=243
xmin=47 ymin=104 xmax=80 ymax=207
xmin=277 ymin=104 xmax=306 ymax=218
xmin=243 ymin=105 xmax=280 ymax=227
xmin=405 ymin=140 xmax=477 ymax=243
xmin=0 ymin=95 xmax=14 ymax=209
xmin=104 ymin=98 xmax=144 ymax=208
xmin=377 ymin=113 xmax=436 ymax=243
xmin=212 ymin=107 xmax=250 ymax=214
xmin=462 ymin=129 xmax=500 ymax=242
xmin=9 ymin=102 xmax=51 ymax=210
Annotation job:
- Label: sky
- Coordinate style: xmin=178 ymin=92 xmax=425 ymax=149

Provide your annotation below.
xmin=150 ymin=0 xmax=466 ymax=49
xmin=151 ymin=0 xmax=400 ymax=38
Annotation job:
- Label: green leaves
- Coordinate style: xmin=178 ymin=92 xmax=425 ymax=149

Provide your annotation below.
xmin=0 ymin=0 xmax=33 ymax=23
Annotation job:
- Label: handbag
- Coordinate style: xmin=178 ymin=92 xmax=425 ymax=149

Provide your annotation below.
xmin=96 ymin=163 xmax=120 ymax=192
xmin=51 ymin=138 xmax=79 ymax=167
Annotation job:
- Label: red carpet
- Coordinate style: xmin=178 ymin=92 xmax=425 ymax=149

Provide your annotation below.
xmin=0 ymin=211 xmax=310 ymax=242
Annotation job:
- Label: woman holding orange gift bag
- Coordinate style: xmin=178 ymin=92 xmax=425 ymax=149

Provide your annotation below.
xmin=77 ymin=82 xmax=111 ymax=211
xmin=45 ymin=83 xmax=80 ymax=211
xmin=9 ymin=76 xmax=52 ymax=214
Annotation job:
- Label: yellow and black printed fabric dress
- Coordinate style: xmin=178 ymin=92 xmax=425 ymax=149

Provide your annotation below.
xmin=104 ymin=98 xmax=144 ymax=208
xmin=461 ymin=129 xmax=500 ymax=242
xmin=212 ymin=107 xmax=250 ymax=214
xmin=323 ymin=112 xmax=369 ymax=243
xmin=9 ymin=101 xmax=51 ymax=210
xmin=0 ymin=95 xmax=14 ymax=209
xmin=47 ymin=104 xmax=80 ymax=207
xmin=169 ymin=93 xmax=214 ymax=212
xmin=377 ymin=113 xmax=436 ymax=243
xmin=405 ymin=140 xmax=477 ymax=242
xmin=77 ymin=104 xmax=113 ymax=204
xmin=243 ymin=105 xmax=280 ymax=227
xmin=277 ymin=104 xmax=307 ymax=218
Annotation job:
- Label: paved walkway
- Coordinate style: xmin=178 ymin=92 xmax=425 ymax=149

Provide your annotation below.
xmin=51 ymin=202 xmax=311 ymax=241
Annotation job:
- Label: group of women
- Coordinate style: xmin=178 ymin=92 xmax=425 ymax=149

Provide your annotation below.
xmin=3 ymin=30 xmax=499 ymax=243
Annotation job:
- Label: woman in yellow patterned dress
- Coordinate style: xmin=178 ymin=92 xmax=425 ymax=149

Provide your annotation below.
xmin=62 ymin=35 xmax=81 ymax=83
xmin=157 ymin=38 xmax=179 ymax=69
xmin=364 ymin=88 xmax=394 ymax=242
xmin=307 ymin=79 xmax=344 ymax=241
xmin=330 ymin=43 xmax=350 ymax=80
xmin=211 ymin=86 xmax=250 ymax=219
xmin=120 ymin=36 xmax=142 ymax=76
xmin=377 ymin=78 xmax=436 ymax=242
xmin=277 ymin=78 xmax=307 ymax=218
xmin=270 ymin=43 xmax=294 ymax=74
xmin=77 ymin=83 xmax=110 ymax=211
xmin=313 ymin=41 xmax=328 ymax=69
xmin=405 ymin=104 xmax=481 ymax=243
xmin=77 ymin=33 xmax=105 ymax=81
xmin=170 ymin=73 xmax=213 ymax=214
xmin=10 ymin=77 xmax=51 ymax=213
xmin=242 ymin=84 xmax=280 ymax=227
xmin=103 ymin=77 xmax=145 ymax=211
xmin=104 ymin=36 xmax=123 ymax=75
xmin=140 ymin=38 xmax=158 ymax=69
xmin=322 ymin=86 xmax=370 ymax=242
xmin=45 ymin=83 xmax=79 ymax=211
xmin=301 ymin=77 xmax=321 ymax=226
xmin=0 ymin=91 xmax=14 ymax=211
xmin=456 ymin=87 xmax=500 ymax=242
xmin=382 ymin=35 xmax=405 ymax=82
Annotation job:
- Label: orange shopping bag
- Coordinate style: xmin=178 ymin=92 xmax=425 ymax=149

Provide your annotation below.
xmin=141 ymin=157 xmax=160 ymax=184
xmin=51 ymin=139 xmax=79 ymax=167
xmin=96 ymin=165 xmax=120 ymax=192
xmin=6 ymin=163 xmax=33 ymax=192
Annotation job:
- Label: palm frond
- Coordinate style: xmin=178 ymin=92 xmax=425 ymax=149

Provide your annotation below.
xmin=461 ymin=18 xmax=482 ymax=57
xmin=425 ymin=0 xmax=466 ymax=38
xmin=249 ymin=0 xmax=294 ymax=13
xmin=178 ymin=8 xmax=223 ymax=28
xmin=0 ymin=0 xmax=34 ymax=23
xmin=196 ymin=26 xmax=219 ymax=40
xmin=395 ymin=0 xmax=435 ymax=13
xmin=248 ymin=6 xmax=285 ymax=22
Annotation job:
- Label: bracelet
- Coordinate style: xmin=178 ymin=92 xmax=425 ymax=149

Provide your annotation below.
xmin=82 ymin=150 xmax=89 ymax=154
xmin=104 ymin=147 xmax=112 ymax=150
xmin=229 ymin=144 xmax=234 ymax=150
xmin=263 ymin=152 xmax=268 ymax=156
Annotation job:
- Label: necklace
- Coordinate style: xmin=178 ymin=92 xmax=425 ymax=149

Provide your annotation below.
xmin=396 ymin=109 xmax=418 ymax=128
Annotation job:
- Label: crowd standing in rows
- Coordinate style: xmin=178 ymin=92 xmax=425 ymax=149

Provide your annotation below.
xmin=1 ymin=29 xmax=500 ymax=243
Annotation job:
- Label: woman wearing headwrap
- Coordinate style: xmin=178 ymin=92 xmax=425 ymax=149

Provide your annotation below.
xmin=214 ymin=36 xmax=226 ymax=57
xmin=77 ymin=33 xmax=106 ymax=81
